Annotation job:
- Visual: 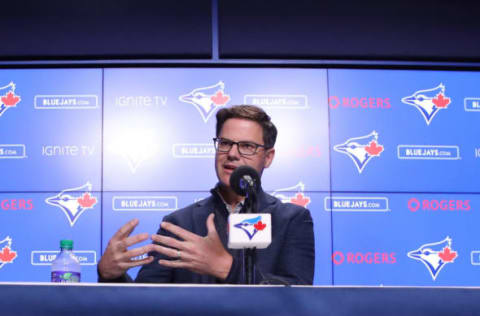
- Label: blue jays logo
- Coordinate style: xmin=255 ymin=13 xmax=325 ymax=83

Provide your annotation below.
xmin=108 ymin=128 xmax=158 ymax=174
xmin=45 ymin=182 xmax=98 ymax=227
xmin=0 ymin=82 xmax=21 ymax=117
xmin=0 ymin=236 xmax=17 ymax=269
xmin=234 ymin=216 xmax=267 ymax=240
xmin=401 ymin=83 xmax=451 ymax=125
xmin=334 ymin=131 xmax=384 ymax=173
xmin=271 ymin=182 xmax=311 ymax=208
xmin=408 ymin=237 xmax=458 ymax=280
xmin=179 ymin=81 xmax=230 ymax=122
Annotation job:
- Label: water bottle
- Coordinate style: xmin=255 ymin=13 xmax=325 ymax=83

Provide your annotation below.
xmin=51 ymin=240 xmax=81 ymax=283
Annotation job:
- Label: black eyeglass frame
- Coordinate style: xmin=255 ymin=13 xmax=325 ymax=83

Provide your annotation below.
xmin=213 ymin=137 xmax=269 ymax=156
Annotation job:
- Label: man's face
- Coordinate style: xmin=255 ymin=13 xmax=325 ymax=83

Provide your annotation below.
xmin=215 ymin=118 xmax=275 ymax=188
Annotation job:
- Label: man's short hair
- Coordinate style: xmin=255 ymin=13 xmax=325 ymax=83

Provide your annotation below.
xmin=216 ymin=105 xmax=278 ymax=149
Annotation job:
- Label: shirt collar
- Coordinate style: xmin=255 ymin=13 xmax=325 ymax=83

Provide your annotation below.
xmin=207 ymin=183 xmax=277 ymax=214
xmin=215 ymin=186 xmax=244 ymax=214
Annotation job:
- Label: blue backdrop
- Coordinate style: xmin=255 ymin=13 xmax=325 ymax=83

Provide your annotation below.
xmin=0 ymin=68 xmax=478 ymax=285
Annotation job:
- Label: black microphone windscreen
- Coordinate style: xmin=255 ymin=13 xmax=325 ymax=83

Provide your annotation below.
xmin=229 ymin=165 xmax=261 ymax=196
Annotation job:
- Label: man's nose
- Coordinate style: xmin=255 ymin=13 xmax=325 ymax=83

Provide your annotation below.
xmin=227 ymin=143 xmax=241 ymax=158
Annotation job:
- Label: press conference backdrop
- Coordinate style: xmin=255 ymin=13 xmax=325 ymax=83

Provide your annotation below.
xmin=0 ymin=68 xmax=478 ymax=285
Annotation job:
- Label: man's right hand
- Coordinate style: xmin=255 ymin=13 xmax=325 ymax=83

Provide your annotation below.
xmin=98 ymin=219 xmax=155 ymax=280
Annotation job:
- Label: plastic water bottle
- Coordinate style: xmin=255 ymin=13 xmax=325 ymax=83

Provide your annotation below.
xmin=51 ymin=240 xmax=81 ymax=283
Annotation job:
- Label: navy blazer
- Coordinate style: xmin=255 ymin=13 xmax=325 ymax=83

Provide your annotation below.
xmin=100 ymin=188 xmax=315 ymax=285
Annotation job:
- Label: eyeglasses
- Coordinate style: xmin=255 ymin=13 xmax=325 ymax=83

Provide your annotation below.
xmin=213 ymin=138 xmax=267 ymax=156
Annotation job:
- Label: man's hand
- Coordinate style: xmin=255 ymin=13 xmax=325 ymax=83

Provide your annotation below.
xmin=98 ymin=219 xmax=155 ymax=280
xmin=151 ymin=213 xmax=233 ymax=280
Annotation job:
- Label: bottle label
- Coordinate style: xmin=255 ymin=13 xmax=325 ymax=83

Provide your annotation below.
xmin=51 ymin=271 xmax=81 ymax=283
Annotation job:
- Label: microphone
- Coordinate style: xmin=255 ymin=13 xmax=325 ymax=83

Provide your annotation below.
xmin=228 ymin=165 xmax=271 ymax=250
xmin=229 ymin=165 xmax=261 ymax=197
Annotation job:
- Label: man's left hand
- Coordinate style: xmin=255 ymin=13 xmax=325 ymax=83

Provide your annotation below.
xmin=151 ymin=213 xmax=233 ymax=280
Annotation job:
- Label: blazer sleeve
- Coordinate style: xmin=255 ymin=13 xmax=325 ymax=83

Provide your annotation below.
xmin=264 ymin=207 xmax=315 ymax=285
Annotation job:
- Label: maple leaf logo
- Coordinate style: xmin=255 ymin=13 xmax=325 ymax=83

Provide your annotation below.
xmin=408 ymin=237 xmax=457 ymax=280
xmin=402 ymin=84 xmax=450 ymax=125
xmin=46 ymin=182 xmax=96 ymax=227
xmin=334 ymin=131 xmax=382 ymax=173
xmin=365 ymin=140 xmax=384 ymax=156
xmin=272 ymin=182 xmax=312 ymax=207
xmin=0 ymin=246 xmax=17 ymax=263
xmin=178 ymin=81 xmax=229 ymax=123
xmin=211 ymin=90 xmax=230 ymax=106
xmin=1 ymin=91 xmax=21 ymax=107
xmin=439 ymin=246 xmax=457 ymax=262
xmin=77 ymin=192 xmax=97 ymax=208
xmin=234 ymin=216 xmax=264 ymax=240
xmin=290 ymin=193 xmax=311 ymax=207
xmin=432 ymin=93 xmax=450 ymax=109
xmin=254 ymin=221 xmax=266 ymax=231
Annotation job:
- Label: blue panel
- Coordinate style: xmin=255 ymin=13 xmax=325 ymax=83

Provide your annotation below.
xmin=3 ymin=66 xmax=479 ymax=287
xmin=103 ymin=68 xmax=330 ymax=192
xmin=328 ymin=69 xmax=479 ymax=193
xmin=331 ymin=192 xmax=480 ymax=286
xmin=0 ymin=192 xmax=101 ymax=282
xmin=0 ymin=69 xmax=102 ymax=192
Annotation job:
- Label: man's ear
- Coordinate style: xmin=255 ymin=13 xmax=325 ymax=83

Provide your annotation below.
xmin=263 ymin=148 xmax=275 ymax=168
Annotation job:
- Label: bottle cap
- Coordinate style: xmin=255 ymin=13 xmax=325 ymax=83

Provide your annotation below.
xmin=60 ymin=239 xmax=73 ymax=250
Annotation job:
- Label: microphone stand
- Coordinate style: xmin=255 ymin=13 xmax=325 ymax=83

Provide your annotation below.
xmin=244 ymin=185 xmax=257 ymax=285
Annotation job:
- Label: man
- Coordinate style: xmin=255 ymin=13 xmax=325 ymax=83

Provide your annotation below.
xmin=98 ymin=105 xmax=314 ymax=284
